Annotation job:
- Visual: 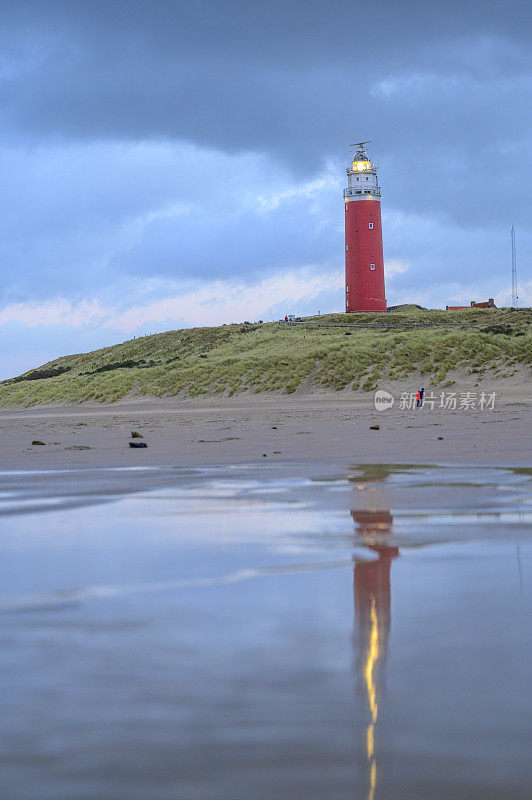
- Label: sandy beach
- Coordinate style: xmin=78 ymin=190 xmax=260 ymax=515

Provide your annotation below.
xmin=2 ymin=390 xmax=531 ymax=800
xmin=1 ymin=386 xmax=530 ymax=471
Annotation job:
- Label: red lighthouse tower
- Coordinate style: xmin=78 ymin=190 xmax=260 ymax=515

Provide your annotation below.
xmin=344 ymin=142 xmax=386 ymax=312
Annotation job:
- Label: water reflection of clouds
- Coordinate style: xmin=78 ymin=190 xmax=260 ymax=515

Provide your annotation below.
xmin=0 ymin=463 xmax=531 ymax=799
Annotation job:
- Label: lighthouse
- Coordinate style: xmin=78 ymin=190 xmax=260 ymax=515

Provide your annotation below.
xmin=344 ymin=142 xmax=386 ymax=312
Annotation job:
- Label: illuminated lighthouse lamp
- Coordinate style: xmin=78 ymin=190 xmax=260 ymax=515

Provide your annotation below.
xmin=344 ymin=142 xmax=386 ymax=312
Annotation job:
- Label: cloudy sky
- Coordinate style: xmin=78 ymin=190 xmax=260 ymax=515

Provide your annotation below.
xmin=1 ymin=0 xmax=530 ymax=378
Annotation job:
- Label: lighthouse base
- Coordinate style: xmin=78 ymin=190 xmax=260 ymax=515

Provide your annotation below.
xmin=346 ymin=301 xmax=387 ymax=313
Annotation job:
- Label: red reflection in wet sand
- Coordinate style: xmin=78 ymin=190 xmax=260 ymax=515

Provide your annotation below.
xmin=352 ymin=509 xmax=398 ymax=800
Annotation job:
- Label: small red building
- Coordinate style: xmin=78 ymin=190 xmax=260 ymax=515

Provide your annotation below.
xmin=446 ymin=298 xmax=496 ymax=310
xmin=344 ymin=143 xmax=386 ymax=312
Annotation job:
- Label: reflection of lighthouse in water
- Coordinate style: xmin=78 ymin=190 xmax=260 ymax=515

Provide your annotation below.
xmin=352 ymin=509 xmax=399 ymax=800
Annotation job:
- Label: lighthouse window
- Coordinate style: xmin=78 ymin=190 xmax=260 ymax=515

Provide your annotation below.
xmin=346 ymin=299 xmax=349 ymax=307
xmin=369 ymin=223 xmax=374 ymax=229
xmin=345 ymin=244 xmax=348 ymax=251
xmin=370 ymin=264 xmax=375 ymax=270
xmin=346 ymin=285 xmax=349 ymax=292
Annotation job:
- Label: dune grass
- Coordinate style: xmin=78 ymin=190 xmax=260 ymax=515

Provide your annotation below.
xmin=1 ymin=308 xmax=530 ymax=406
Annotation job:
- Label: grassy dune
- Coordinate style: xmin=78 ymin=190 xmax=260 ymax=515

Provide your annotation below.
xmin=1 ymin=307 xmax=530 ymax=406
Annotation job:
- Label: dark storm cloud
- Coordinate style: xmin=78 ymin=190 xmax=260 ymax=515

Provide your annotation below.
xmin=0 ymin=140 xmax=341 ymax=303
xmin=1 ymin=0 xmax=530 ymax=229
xmin=1 ymin=1 xmax=529 ymax=154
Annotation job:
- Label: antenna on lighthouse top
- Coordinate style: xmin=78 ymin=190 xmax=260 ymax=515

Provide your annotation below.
xmin=349 ymin=141 xmax=372 ymax=162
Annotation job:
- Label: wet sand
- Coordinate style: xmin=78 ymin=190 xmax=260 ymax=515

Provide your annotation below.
xmin=1 ymin=389 xmax=531 ymax=796
xmin=0 ymin=391 xmax=530 ymax=471
xmin=1 ymin=462 xmax=531 ymax=800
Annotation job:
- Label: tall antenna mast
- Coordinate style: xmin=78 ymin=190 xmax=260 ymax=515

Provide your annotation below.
xmin=511 ymin=225 xmax=518 ymax=308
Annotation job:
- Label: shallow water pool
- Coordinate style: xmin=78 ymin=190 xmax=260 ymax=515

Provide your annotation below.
xmin=0 ymin=463 xmax=531 ymax=799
